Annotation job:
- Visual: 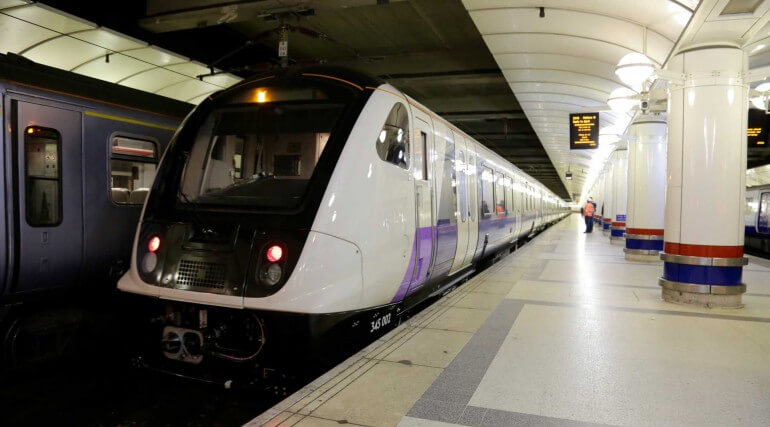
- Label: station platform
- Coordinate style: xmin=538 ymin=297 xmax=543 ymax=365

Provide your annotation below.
xmin=250 ymin=214 xmax=770 ymax=427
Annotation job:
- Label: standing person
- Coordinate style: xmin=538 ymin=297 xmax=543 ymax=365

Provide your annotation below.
xmin=583 ymin=197 xmax=595 ymax=233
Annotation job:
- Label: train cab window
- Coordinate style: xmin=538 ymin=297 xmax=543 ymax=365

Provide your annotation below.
xmin=480 ymin=167 xmax=494 ymax=219
xmin=376 ymin=103 xmax=409 ymax=170
xmin=494 ymin=172 xmax=505 ymax=218
xmin=110 ymin=136 xmax=158 ymax=204
xmin=24 ymin=126 xmax=61 ymax=226
xmin=179 ymin=81 xmax=348 ymax=209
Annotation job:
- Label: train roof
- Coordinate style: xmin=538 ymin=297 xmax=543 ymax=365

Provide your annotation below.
xmin=214 ymin=65 xmax=385 ymax=100
xmin=0 ymin=53 xmax=192 ymax=119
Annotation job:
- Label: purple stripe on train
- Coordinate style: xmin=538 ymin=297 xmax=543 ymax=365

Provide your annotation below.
xmin=391 ymin=212 xmax=541 ymax=303
xmin=391 ymin=223 xmax=454 ymax=303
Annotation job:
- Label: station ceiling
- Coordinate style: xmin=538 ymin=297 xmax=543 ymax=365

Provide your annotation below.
xmin=4 ymin=0 xmax=770 ymax=199
xmin=1 ymin=0 xmax=570 ymax=198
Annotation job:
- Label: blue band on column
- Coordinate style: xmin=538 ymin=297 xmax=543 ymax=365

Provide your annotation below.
xmin=611 ymin=229 xmax=625 ymax=237
xmin=602 ymin=223 xmax=610 ymax=230
xmin=663 ymin=262 xmax=743 ymax=286
xmin=626 ymin=239 xmax=663 ymax=251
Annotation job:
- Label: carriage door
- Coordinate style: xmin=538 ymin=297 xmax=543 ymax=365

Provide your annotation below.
xmin=461 ymin=138 xmax=478 ymax=266
xmin=450 ymin=132 xmax=470 ymax=274
xmin=13 ymin=100 xmax=83 ymax=293
xmin=407 ymin=116 xmax=435 ymax=293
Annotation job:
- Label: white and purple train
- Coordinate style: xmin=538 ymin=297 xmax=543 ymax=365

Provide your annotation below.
xmin=117 ymin=67 xmax=569 ymax=383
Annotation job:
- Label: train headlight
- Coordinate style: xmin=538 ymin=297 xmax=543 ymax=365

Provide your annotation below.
xmin=259 ymin=263 xmax=283 ymax=286
xmin=141 ymin=252 xmax=158 ymax=273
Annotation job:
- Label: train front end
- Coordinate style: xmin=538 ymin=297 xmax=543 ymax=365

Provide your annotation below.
xmin=117 ymin=69 xmax=376 ymax=386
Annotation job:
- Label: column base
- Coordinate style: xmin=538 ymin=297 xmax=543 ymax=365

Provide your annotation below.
xmin=661 ymin=288 xmax=743 ymax=308
xmin=623 ymin=248 xmax=660 ymax=262
xmin=659 ymin=278 xmax=745 ymax=308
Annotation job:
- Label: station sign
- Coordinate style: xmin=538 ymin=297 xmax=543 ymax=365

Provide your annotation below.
xmin=569 ymin=113 xmax=599 ymax=149
xmin=748 ymin=109 xmax=767 ymax=147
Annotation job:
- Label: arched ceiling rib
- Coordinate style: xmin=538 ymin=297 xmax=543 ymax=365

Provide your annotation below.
xmin=0 ymin=1 xmax=241 ymax=104
xmin=462 ymin=0 xmax=698 ymax=198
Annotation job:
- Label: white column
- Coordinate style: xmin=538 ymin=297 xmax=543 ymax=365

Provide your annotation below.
xmin=594 ymin=172 xmax=604 ymax=226
xmin=610 ymin=149 xmax=628 ymax=244
xmin=662 ymin=47 xmax=748 ymax=307
xmin=602 ymin=161 xmax=614 ymax=235
xmin=624 ymin=116 xmax=667 ymax=261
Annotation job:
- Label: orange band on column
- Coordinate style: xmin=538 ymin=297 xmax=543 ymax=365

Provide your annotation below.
xmin=664 ymin=242 xmax=744 ymax=258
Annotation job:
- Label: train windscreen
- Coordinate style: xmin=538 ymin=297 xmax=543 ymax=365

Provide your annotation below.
xmin=178 ymin=84 xmax=350 ymax=209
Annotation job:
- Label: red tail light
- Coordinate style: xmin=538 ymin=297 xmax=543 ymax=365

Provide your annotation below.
xmin=266 ymin=245 xmax=283 ymax=263
xmin=148 ymin=236 xmax=161 ymax=253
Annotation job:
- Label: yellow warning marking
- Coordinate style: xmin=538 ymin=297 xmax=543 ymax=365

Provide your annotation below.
xmin=85 ymin=111 xmax=178 ymax=131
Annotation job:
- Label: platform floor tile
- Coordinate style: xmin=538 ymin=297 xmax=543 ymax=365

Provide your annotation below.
xmin=251 ymin=215 xmax=770 ymax=426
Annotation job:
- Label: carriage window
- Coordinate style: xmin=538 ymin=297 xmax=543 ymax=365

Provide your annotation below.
xmin=25 ymin=126 xmax=61 ymax=226
xmin=110 ymin=136 xmax=158 ymax=204
xmin=494 ymin=172 xmax=505 ymax=218
xmin=376 ymin=103 xmax=409 ymax=170
xmin=458 ymin=151 xmax=468 ymax=222
xmin=468 ymin=154 xmax=476 ymax=221
xmin=480 ymin=167 xmax=494 ymax=219
xmin=505 ymin=176 xmax=513 ymax=214
xmin=413 ymin=131 xmax=428 ymax=180
xmin=759 ymin=193 xmax=770 ymax=233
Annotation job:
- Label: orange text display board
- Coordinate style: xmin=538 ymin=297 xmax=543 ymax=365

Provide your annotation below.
xmin=569 ymin=113 xmax=599 ymax=149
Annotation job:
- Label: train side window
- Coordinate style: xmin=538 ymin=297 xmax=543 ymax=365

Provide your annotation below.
xmin=494 ymin=171 xmax=505 ymax=218
xmin=759 ymin=193 xmax=770 ymax=232
xmin=25 ymin=126 xmax=62 ymax=226
xmin=414 ymin=131 xmax=428 ymax=181
xmin=505 ymin=176 xmax=513 ymax=214
xmin=458 ymin=151 xmax=468 ymax=222
xmin=468 ymin=154 xmax=476 ymax=221
xmin=110 ymin=136 xmax=158 ymax=204
xmin=480 ymin=167 xmax=494 ymax=219
xmin=376 ymin=103 xmax=409 ymax=170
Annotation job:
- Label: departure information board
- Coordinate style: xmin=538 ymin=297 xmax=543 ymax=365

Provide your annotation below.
xmin=570 ymin=113 xmax=599 ymax=149
xmin=748 ymin=109 xmax=767 ymax=147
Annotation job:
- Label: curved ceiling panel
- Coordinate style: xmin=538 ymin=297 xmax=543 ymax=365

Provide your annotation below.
xmin=73 ymin=53 xmax=155 ymax=83
xmin=484 ymin=33 xmax=635 ymax=64
xmin=0 ymin=2 xmax=241 ymax=104
xmin=515 ymin=93 xmax=607 ymax=107
xmin=464 ymin=0 xmax=695 ymax=198
xmin=119 ymin=67 xmax=189 ymax=92
xmin=503 ymin=69 xmax=628 ymax=92
xmin=23 ymin=36 xmax=108 ymax=70
xmin=473 ymin=8 xmax=647 ymax=52
xmin=0 ymin=14 xmax=57 ymax=53
xmin=510 ymin=82 xmax=610 ymax=103
xmin=462 ymin=0 xmax=695 ymax=40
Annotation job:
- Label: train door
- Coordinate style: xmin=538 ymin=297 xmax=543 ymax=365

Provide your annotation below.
xmin=461 ymin=138 xmax=478 ymax=266
xmin=407 ymin=115 xmax=435 ymax=293
xmin=450 ymin=131 xmax=470 ymax=274
xmin=12 ymin=99 xmax=83 ymax=293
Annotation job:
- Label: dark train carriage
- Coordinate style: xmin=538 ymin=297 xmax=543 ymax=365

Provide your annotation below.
xmin=0 ymin=53 xmax=191 ymax=366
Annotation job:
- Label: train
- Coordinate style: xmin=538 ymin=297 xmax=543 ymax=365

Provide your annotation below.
xmin=745 ymin=184 xmax=770 ymax=254
xmin=117 ymin=66 xmax=570 ymax=385
xmin=0 ymin=53 xmax=190 ymax=368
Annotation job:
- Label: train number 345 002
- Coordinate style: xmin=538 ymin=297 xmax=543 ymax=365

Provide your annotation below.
xmin=370 ymin=313 xmax=392 ymax=333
